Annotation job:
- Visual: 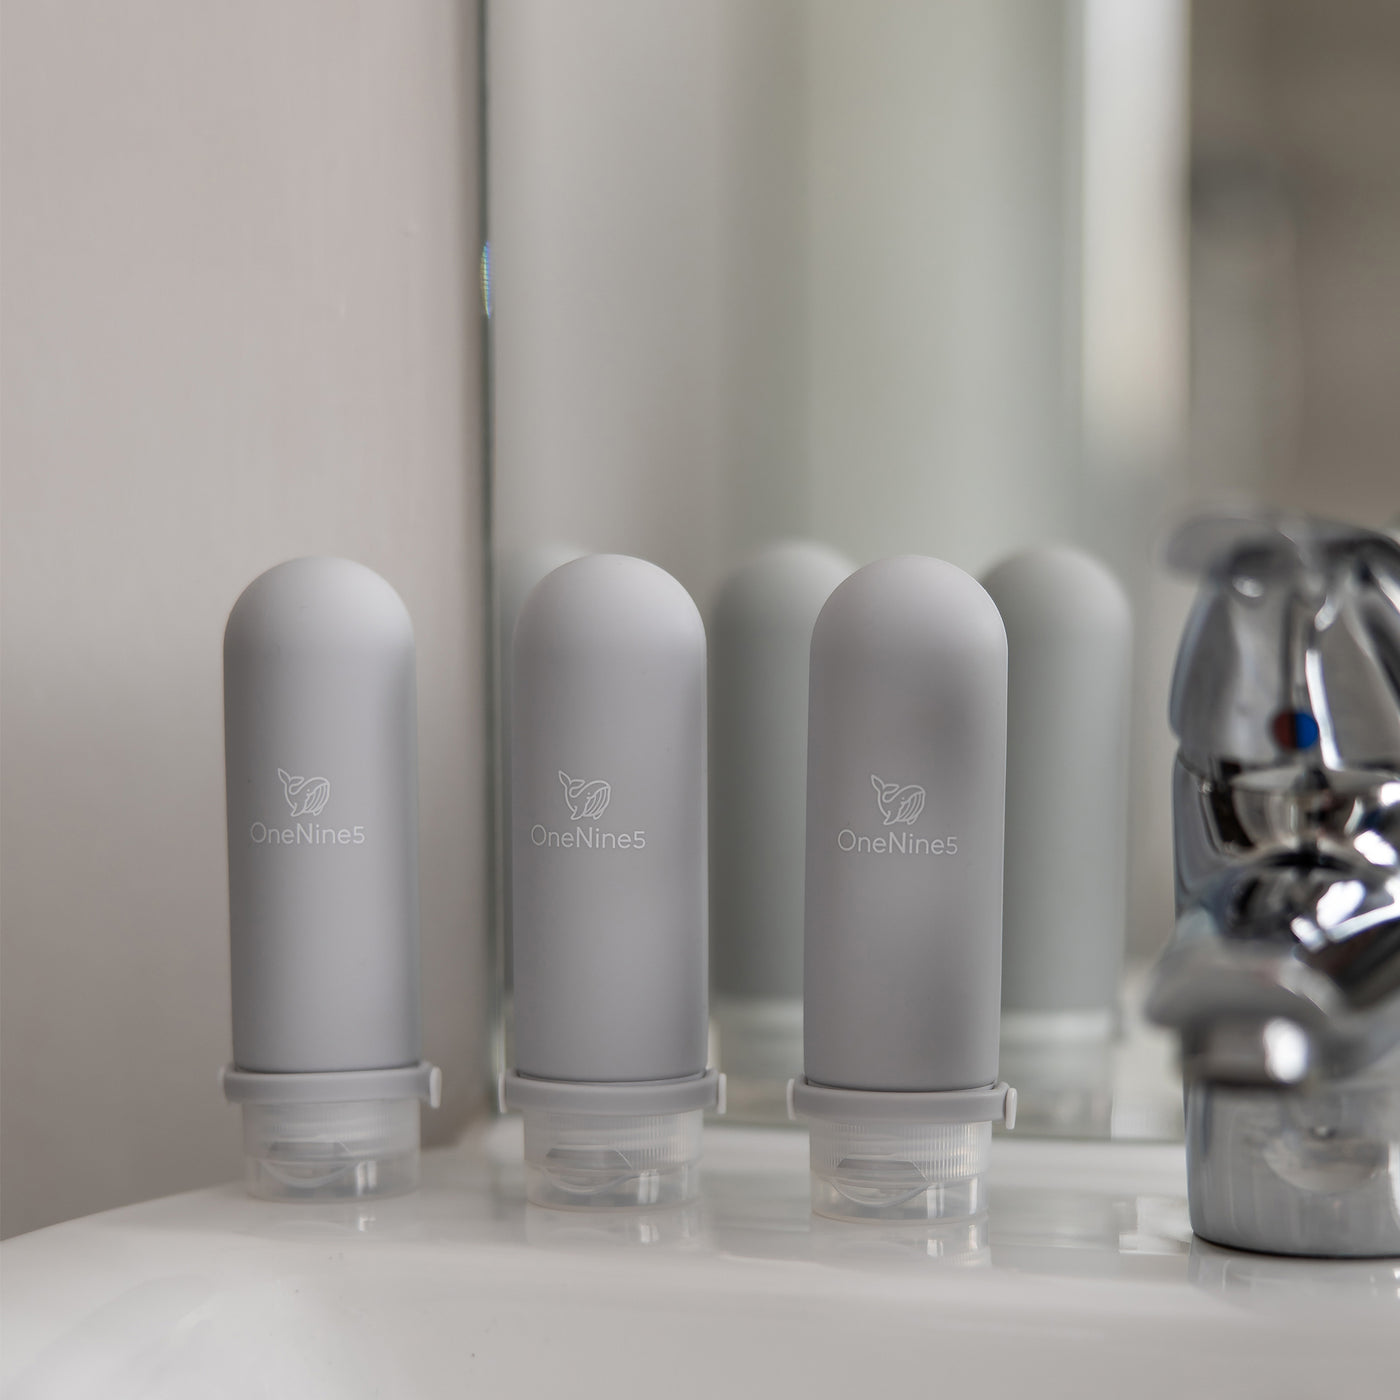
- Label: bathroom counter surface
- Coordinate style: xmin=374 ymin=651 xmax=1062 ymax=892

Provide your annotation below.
xmin=3 ymin=1120 xmax=1396 ymax=1398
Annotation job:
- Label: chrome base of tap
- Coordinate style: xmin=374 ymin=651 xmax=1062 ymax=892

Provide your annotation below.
xmin=1185 ymin=1046 xmax=1400 ymax=1258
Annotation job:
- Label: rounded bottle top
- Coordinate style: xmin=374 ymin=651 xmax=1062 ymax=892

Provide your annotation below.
xmin=813 ymin=554 xmax=1005 ymax=663
xmin=710 ymin=541 xmax=853 ymax=636
xmin=982 ymin=544 xmax=1130 ymax=641
xmin=516 ymin=553 xmax=704 ymax=662
xmin=498 ymin=543 xmax=586 ymax=654
xmin=225 ymin=557 xmax=414 ymax=660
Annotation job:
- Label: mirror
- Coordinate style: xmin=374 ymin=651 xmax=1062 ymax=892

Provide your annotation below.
xmin=483 ymin=0 xmax=1400 ymax=1139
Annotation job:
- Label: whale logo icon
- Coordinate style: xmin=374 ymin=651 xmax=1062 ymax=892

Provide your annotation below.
xmin=559 ymin=771 xmax=611 ymax=822
xmin=871 ymin=774 xmax=924 ymax=826
xmin=279 ymin=768 xmax=331 ymax=818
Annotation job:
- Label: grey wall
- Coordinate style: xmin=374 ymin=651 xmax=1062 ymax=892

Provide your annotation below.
xmin=1 ymin=0 xmax=488 ymax=1238
xmin=1189 ymin=0 xmax=1400 ymax=528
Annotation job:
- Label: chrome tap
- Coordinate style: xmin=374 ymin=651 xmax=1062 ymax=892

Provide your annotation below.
xmin=1146 ymin=512 xmax=1400 ymax=1256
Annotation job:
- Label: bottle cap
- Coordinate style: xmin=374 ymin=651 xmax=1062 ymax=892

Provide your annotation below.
xmin=502 ymin=1069 xmax=719 ymax=1209
xmin=222 ymin=1062 xmax=441 ymax=1202
xmin=791 ymin=1078 xmax=1015 ymax=1223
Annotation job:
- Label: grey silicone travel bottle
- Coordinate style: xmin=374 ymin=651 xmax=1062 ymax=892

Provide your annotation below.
xmin=221 ymin=557 xmax=440 ymax=1200
xmin=792 ymin=555 xmax=1016 ymax=1221
xmin=709 ymin=542 xmax=853 ymax=1118
xmin=983 ymin=546 xmax=1132 ymax=1133
xmin=502 ymin=553 xmax=719 ymax=1208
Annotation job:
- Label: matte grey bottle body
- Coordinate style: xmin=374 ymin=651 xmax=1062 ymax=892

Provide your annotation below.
xmin=497 ymin=543 xmax=584 ymax=991
xmin=710 ymin=542 xmax=852 ymax=1000
xmin=225 ymin=557 xmax=421 ymax=1073
xmin=804 ymin=556 xmax=1008 ymax=1092
xmin=982 ymin=546 xmax=1131 ymax=1017
xmin=512 ymin=554 xmax=708 ymax=1083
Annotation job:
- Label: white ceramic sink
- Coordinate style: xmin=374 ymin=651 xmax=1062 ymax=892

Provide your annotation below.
xmin=3 ymin=1120 xmax=1397 ymax=1398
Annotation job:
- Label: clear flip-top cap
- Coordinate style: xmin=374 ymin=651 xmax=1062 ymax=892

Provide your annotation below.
xmin=240 ymin=1098 xmax=421 ymax=1202
xmin=502 ymin=1069 xmax=721 ymax=1210
xmin=223 ymin=1062 xmax=441 ymax=1202
xmin=791 ymin=1079 xmax=1015 ymax=1223
xmin=520 ymin=1107 xmax=704 ymax=1209
xmin=808 ymin=1118 xmax=991 ymax=1222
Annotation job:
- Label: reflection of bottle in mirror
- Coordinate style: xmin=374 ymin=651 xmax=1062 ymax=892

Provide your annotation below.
xmin=221 ymin=558 xmax=441 ymax=1201
xmin=709 ymin=542 xmax=853 ymax=1122
xmin=503 ymin=554 xmax=719 ymax=1208
xmin=793 ymin=556 xmax=1015 ymax=1222
xmin=982 ymin=546 xmax=1131 ymax=1137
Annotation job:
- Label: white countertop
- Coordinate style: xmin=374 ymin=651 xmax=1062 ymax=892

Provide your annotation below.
xmin=4 ymin=1119 xmax=1398 ymax=1398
